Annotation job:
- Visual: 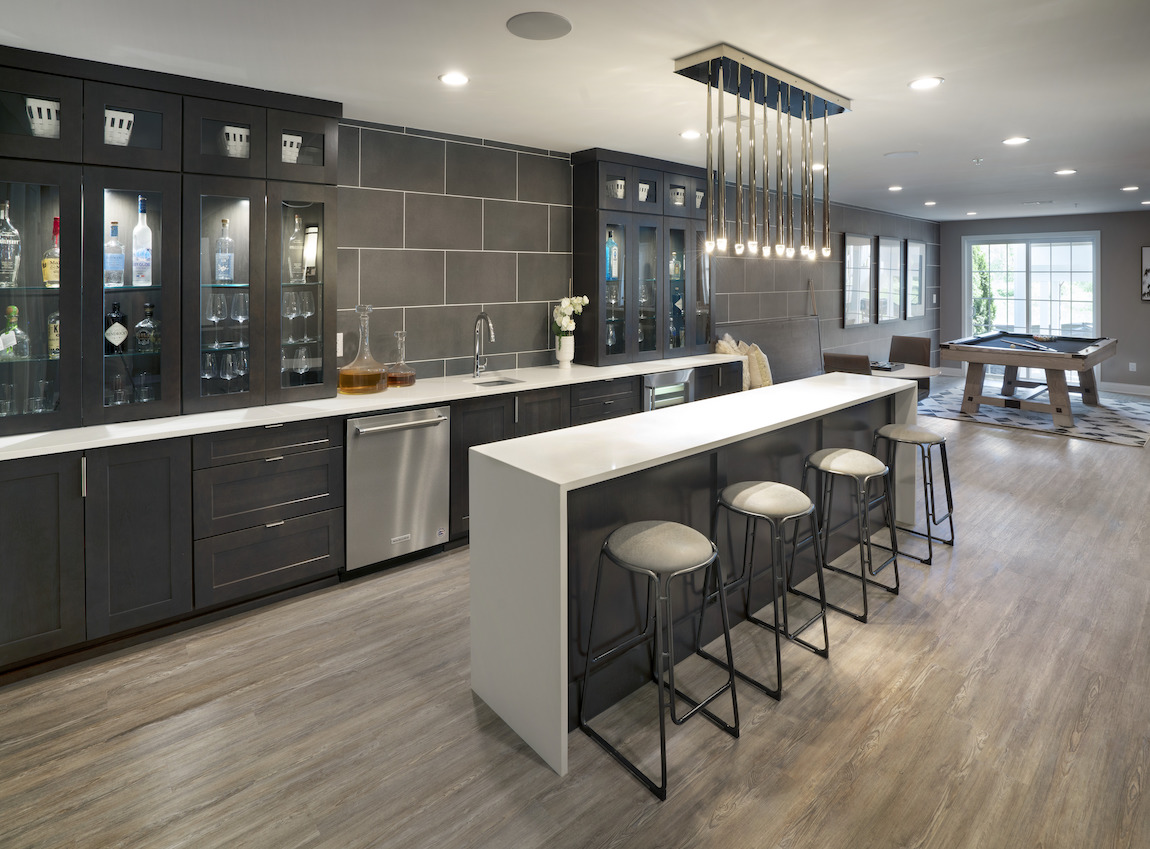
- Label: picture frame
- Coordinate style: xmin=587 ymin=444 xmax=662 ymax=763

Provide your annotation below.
xmin=1142 ymin=246 xmax=1150 ymax=301
xmin=843 ymin=233 xmax=872 ymax=327
xmin=876 ymin=236 xmax=902 ymax=322
xmin=906 ymin=240 xmax=926 ymax=318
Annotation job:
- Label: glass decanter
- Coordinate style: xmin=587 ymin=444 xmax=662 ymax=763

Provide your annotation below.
xmin=387 ymin=330 xmax=416 ymax=387
xmin=337 ymin=304 xmax=386 ymax=394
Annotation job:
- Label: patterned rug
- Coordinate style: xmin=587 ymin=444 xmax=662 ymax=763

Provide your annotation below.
xmin=919 ymin=384 xmax=1150 ymax=448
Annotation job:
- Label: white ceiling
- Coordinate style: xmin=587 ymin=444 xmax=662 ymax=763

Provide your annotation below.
xmin=5 ymin=0 xmax=1149 ymax=222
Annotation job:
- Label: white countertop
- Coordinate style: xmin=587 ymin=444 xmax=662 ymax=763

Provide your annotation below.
xmin=473 ymin=371 xmax=918 ymax=490
xmin=0 ymin=354 xmax=742 ymax=462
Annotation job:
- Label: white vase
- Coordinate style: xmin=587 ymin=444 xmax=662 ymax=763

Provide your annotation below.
xmin=556 ymin=334 xmax=574 ymax=368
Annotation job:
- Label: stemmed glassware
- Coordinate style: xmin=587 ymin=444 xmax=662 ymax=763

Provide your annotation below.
xmin=293 ymin=346 xmax=310 ymax=385
xmin=298 ymin=291 xmax=315 ymax=342
xmin=282 ymin=291 xmax=300 ymax=343
xmin=234 ymin=350 xmax=249 ymax=393
xmin=206 ymin=293 xmax=228 ymax=348
xmin=231 ymin=292 xmax=249 ymax=347
xmin=201 ymin=352 xmax=216 ymax=393
xmin=219 ymin=352 xmax=238 ymax=393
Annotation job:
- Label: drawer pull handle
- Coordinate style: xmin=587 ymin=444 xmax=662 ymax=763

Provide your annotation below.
xmin=603 ymin=399 xmax=614 ymax=405
xmin=265 ymin=455 xmax=285 ymax=462
xmin=264 ymin=423 xmax=285 ymax=428
xmin=354 ymin=415 xmax=448 ymax=436
xmin=265 ymin=520 xmax=286 ymax=529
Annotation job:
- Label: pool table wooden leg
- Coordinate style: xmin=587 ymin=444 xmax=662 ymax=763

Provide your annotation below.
xmin=1001 ymin=365 xmax=1019 ymax=396
xmin=961 ymin=362 xmax=986 ymax=415
xmin=1046 ymin=369 xmax=1075 ymax=427
xmin=1079 ymin=366 xmax=1101 ymax=406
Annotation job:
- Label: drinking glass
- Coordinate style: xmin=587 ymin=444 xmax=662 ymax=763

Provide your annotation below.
xmin=293 ymin=345 xmax=310 ymax=385
xmin=206 ymin=293 xmax=228 ymax=348
xmin=219 ymin=352 xmax=238 ymax=393
xmin=298 ymin=291 xmax=316 ymax=342
xmin=231 ymin=292 xmax=250 ymax=347
xmin=0 ymin=383 xmax=14 ymax=416
xmin=201 ymin=352 xmax=216 ymax=390
xmin=234 ymin=350 xmax=249 ymax=393
xmin=282 ymin=291 xmax=300 ymax=343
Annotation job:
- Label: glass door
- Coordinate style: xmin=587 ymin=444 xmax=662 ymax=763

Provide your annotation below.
xmin=265 ymin=181 xmax=336 ymax=402
xmin=600 ymin=213 xmax=628 ymax=363
xmin=82 ymin=168 xmax=180 ymax=424
xmin=0 ymin=68 xmax=82 ymax=163
xmin=665 ymin=223 xmax=687 ymax=356
xmin=182 ymin=175 xmax=266 ymax=412
xmin=633 ymin=215 xmax=662 ymax=363
xmin=0 ymin=159 xmax=81 ymax=436
xmin=691 ymin=221 xmax=712 ymax=352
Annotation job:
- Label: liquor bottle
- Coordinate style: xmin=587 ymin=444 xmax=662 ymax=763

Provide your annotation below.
xmin=47 ymin=310 xmax=60 ymax=360
xmin=0 ymin=201 xmax=21 ymax=288
xmin=287 ymin=214 xmax=305 ymax=284
xmin=214 ymin=218 xmax=235 ymax=284
xmin=669 ymin=251 xmax=682 ymax=280
xmin=0 ymin=305 xmax=30 ymax=359
xmin=133 ymin=302 xmax=160 ymax=353
xmin=104 ymin=301 xmax=128 ymax=354
xmin=103 ymin=221 xmax=125 ymax=287
xmin=605 ymin=230 xmax=619 ymax=282
xmin=42 ymin=216 xmax=60 ymax=287
xmin=132 ymin=195 xmax=152 ymax=286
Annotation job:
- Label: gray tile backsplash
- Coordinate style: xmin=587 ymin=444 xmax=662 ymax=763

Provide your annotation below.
xmin=446 ymin=252 xmax=517 ymax=304
xmin=361 ymin=130 xmax=445 ymax=193
xmin=447 ymin=144 xmax=517 ymax=200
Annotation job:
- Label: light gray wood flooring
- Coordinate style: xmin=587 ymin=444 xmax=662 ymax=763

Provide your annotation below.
xmin=2 ymin=389 xmax=1149 ymax=848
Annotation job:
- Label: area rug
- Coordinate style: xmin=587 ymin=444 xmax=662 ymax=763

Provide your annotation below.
xmin=919 ymin=384 xmax=1150 ymax=448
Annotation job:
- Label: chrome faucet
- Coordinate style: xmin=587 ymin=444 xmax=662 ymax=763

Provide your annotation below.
xmin=473 ymin=311 xmax=495 ymax=377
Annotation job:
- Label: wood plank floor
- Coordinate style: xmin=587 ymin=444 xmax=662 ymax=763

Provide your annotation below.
xmin=2 ymin=388 xmax=1149 ymax=848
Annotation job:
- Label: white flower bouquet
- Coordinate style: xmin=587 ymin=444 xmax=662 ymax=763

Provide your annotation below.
xmin=552 ymin=295 xmax=589 ymax=336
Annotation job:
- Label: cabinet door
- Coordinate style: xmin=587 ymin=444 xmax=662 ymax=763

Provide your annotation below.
xmin=183 ymin=97 xmax=267 ymax=179
xmin=0 ymin=158 xmax=82 ymax=436
xmin=664 ymin=219 xmax=711 ymax=358
xmin=265 ymin=110 xmax=338 ymax=185
xmin=664 ymin=172 xmax=706 ymax=220
xmin=182 ymin=175 xmax=267 ymax=413
xmin=449 ymin=395 xmax=513 ymax=538
xmin=515 ymin=386 xmax=570 ymax=436
xmin=690 ymin=220 xmax=714 ymax=353
xmin=0 ymin=452 xmax=84 ymax=669
xmin=84 ymin=439 xmax=193 ymax=638
xmin=632 ymin=214 xmax=663 ymax=362
xmin=82 ymin=82 xmax=181 ymax=171
xmin=0 ymin=68 xmax=82 ymax=163
xmin=265 ymin=181 xmax=337 ymax=403
xmin=82 ymin=167 xmax=181 ymax=423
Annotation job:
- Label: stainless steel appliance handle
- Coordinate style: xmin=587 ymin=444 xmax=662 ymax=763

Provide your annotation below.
xmin=354 ymin=415 xmax=448 ymax=436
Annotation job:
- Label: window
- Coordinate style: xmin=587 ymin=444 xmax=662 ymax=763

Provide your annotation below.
xmin=962 ymin=232 xmax=1100 ymax=338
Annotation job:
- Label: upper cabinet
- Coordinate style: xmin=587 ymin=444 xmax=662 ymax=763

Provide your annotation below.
xmin=0 ymin=68 xmax=83 ymax=163
xmin=82 ymin=82 xmax=182 ymax=171
xmin=183 ymin=98 xmax=267 ymax=179
xmin=266 ymin=110 xmax=338 ymax=185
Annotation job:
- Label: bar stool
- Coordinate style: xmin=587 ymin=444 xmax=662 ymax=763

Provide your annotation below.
xmin=872 ymin=423 xmax=955 ymax=565
xmin=700 ymin=481 xmax=829 ymax=700
xmin=801 ymin=448 xmax=900 ymax=623
xmin=579 ymin=520 xmax=739 ymax=801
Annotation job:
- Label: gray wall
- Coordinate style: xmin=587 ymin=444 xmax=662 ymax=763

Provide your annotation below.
xmin=336 ymin=120 xmax=572 ymax=377
xmin=939 ymin=211 xmax=1150 ymax=389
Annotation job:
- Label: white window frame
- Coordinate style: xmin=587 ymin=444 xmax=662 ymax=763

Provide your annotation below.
xmin=960 ymin=231 xmax=1102 ymax=338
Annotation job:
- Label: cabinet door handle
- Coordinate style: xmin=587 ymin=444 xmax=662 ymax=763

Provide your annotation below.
xmin=264 ymin=423 xmax=284 ymax=429
xmin=514 ymin=396 xmax=519 ymax=424
xmin=80 ymin=456 xmax=86 ymax=498
xmin=603 ymin=399 xmax=614 ymax=406
xmin=265 ymin=520 xmax=285 ymax=529
xmin=265 ymin=455 xmax=285 ymax=462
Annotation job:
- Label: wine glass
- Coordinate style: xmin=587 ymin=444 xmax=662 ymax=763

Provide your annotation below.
xmin=234 ymin=350 xmax=249 ymax=393
xmin=282 ymin=291 xmax=300 ymax=343
xmin=200 ymin=352 xmax=216 ymax=394
xmin=218 ymin=352 xmax=238 ymax=393
xmin=231 ymin=292 xmax=249 ymax=347
xmin=293 ymin=345 xmax=310 ymax=385
xmin=298 ymin=291 xmax=316 ymax=342
xmin=206 ymin=293 xmax=228 ymax=348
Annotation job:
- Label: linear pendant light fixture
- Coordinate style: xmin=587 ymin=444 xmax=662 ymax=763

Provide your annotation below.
xmin=675 ymin=44 xmax=850 ymax=260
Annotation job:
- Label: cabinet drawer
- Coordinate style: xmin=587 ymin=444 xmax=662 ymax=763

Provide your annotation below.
xmin=193 ymin=447 xmax=343 ymax=538
xmin=193 ymin=419 xmax=343 ymax=468
xmin=570 ymin=396 xmax=641 ymax=427
xmin=571 ymin=377 xmax=640 ymax=406
xmin=193 ymin=508 xmax=343 ymax=608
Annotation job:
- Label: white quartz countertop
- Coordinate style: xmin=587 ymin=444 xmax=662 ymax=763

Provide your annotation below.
xmin=472 ymin=372 xmax=916 ymax=490
xmin=0 ymin=354 xmax=742 ymax=462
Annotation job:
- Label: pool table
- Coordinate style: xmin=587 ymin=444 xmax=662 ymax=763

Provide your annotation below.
xmin=940 ymin=331 xmax=1117 ymax=427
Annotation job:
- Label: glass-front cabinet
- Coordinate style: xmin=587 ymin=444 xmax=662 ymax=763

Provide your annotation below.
xmin=664 ymin=217 xmax=711 ymax=357
xmin=265 ymin=181 xmax=336 ymax=402
xmin=0 ymin=159 xmax=81 ymax=436
xmin=83 ymin=168 xmax=181 ymax=423
xmin=183 ymin=98 xmax=266 ymax=179
xmin=266 ymin=110 xmax=338 ymax=185
xmin=82 ymin=82 xmax=181 ymax=172
xmin=182 ymin=175 xmax=266 ymax=412
xmin=0 ymin=68 xmax=82 ymax=162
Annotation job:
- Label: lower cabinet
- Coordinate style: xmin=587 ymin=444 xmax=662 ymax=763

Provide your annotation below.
xmin=695 ymin=362 xmax=743 ymax=400
xmin=0 ymin=453 xmax=85 ymax=669
xmin=570 ymin=377 xmax=641 ymax=426
xmin=85 ymin=439 xmax=193 ymax=638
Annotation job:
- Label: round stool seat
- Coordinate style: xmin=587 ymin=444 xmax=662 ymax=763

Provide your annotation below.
xmin=720 ymin=481 xmax=812 ymax=520
xmin=807 ymin=447 xmax=887 ymax=479
xmin=876 ymin=423 xmax=945 ymax=445
xmin=605 ymin=520 xmax=713 ymax=575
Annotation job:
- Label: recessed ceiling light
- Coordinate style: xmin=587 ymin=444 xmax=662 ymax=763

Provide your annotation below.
xmin=1055 ymin=169 xmax=1077 ymax=176
xmin=966 ymin=211 xmax=978 ymax=216
xmin=1003 ymin=136 xmax=1030 ymax=145
xmin=889 ymin=185 xmax=903 ymax=192
xmin=680 ymin=129 xmax=700 ymax=140
xmin=909 ymin=76 xmax=943 ymax=90
xmin=1121 ymin=185 xmax=1139 ymax=191
xmin=506 ymin=11 xmax=572 ymax=40
xmin=439 ymin=71 xmax=469 ymax=87
xmin=924 ymin=201 xmax=937 ymax=206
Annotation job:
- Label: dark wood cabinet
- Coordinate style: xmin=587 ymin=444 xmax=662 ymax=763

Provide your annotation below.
xmin=570 ymin=377 xmax=641 ymax=426
xmin=84 ymin=439 xmax=193 ymax=638
xmin=82 ymin=82 xmax=182 ymax=172
xmin=183 ymin=97 xmax=267 ymax=179
xmin=450 ymin=395 xmax=514 ymax=539
xmin=695 ymin=362 xmax=743 ymax=400
xmin=0 ymin=453 xmax=85 ymax=669
xmin=0 ymin=67 xmax=82 ymax=163
xmin=515 ymin=386 xmax=570 ymax=436
xmin=265 ymin=110 xmax=338 ymax=185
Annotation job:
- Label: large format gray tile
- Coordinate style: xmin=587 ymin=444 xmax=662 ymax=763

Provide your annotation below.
xmin=335 ymin=305 xmax=402 ymax=368
xmin=338 ymin=187 xmax=403 ymax=248
xmin=361 ymin=249 xmax=445 ymax=308
xmin=337 ymin=124 xmax=360 ymax=187
xmin=549 ymin=205 xmax=571 ymax=253
xmin=337 ymin=248 xmax=360 ymax=309
xmin=405 ymin=304 xmax=484 ymax=361
xmin=483 ymin=200 xmax=548 ymax=252
xmin=518 ymin=154 xmax=571 ymax=204
xmin=517 ymin=253 xmax=571 ymax=302
xmin=446 ymin=144 xmax=516 ymax=200
xmin=446 ymin=251 xmax=516 ymax=304
xmin=361 ymin=130 xmax=444 ymax=193
xmin=483 ymin=301 xmax=551 ymax=354
xmin=712 ymin=256 xmax=745 ymax=293
xmin=405 ymin=195 xmax=483 ymax=250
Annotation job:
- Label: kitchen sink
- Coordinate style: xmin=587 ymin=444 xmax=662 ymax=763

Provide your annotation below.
xmin=472 ymin=377 xmax=524 ymax=387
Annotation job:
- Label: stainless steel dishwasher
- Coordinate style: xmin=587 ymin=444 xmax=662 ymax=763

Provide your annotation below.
xmin=345 ymin=406 xmax=450 ymax=571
